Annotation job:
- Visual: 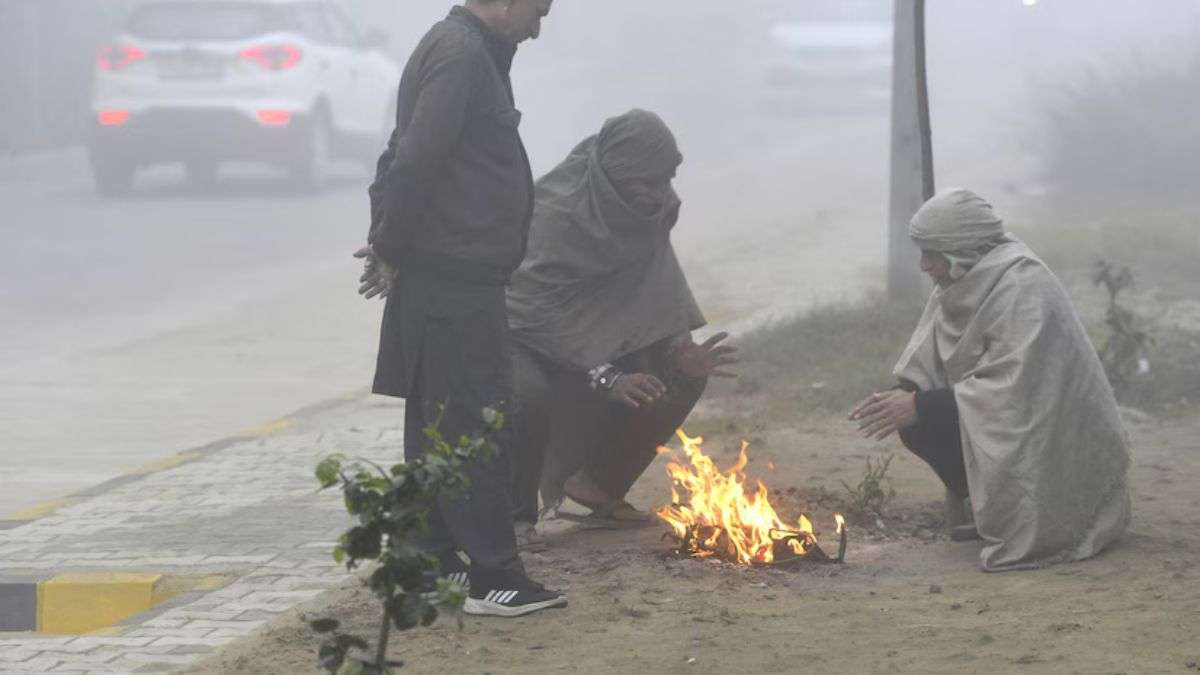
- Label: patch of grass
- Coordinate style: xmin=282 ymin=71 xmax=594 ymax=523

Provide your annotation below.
xmin=1117 ymin=326 xmax=1200 ymax=415
xmin=703 ymin=256 xmax=1198 ymax=419
xmin=1014 ymin=211 xmax=1200 ymax=296
xmin=707 ymin=294 xmax=924 ymax=420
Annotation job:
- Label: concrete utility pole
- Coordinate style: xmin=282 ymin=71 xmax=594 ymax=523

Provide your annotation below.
xmin=887 ymin=0 xmax=936 ymax=300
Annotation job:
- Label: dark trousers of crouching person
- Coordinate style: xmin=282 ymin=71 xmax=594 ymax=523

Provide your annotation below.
xmin=896 ymin=383 xmax=969 ymax=501
xmin=378 ymin=256 xmax=524 ymax=573
xmin=510 ymin=339 xmax=706 ymax=525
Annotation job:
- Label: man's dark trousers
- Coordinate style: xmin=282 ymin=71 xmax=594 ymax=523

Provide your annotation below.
xmin=398 ymin=265 xmax=522 ymax=573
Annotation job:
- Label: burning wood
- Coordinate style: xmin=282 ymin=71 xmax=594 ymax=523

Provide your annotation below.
xmin=656 ymin=430 xmax=845 ymax=566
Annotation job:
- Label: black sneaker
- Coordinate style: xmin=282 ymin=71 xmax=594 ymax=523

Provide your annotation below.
xmin=463 ymin=568 xmax=567 ymax=617
xmin=420 ymin=551 xmax=469 ymax=601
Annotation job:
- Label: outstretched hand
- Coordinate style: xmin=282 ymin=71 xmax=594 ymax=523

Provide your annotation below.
xmin=353 ymin=246 xmax=396 ymax=299
xmin=849 ymin=390 xmax=918 ymax=441
xmin=674 ymin=332 xmax=739 ymax=379
xmin=608 ymin=373 xmax=667 ymax=409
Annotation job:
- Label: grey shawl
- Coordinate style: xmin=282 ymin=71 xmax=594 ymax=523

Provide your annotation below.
xmin=896 ymin=191 xmax=1131 ymax=571
xmin=507 ymin=110 xmax=705 ymax=370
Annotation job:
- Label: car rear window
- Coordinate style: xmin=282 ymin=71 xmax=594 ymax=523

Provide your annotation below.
xmin=126 ymin=2 xmax=291 ymax=41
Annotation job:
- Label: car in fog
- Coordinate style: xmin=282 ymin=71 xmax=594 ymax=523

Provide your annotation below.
xmin=88 ymin=0 xmax=399 ymax=195
xmin=762 ymin=0 xmax=891 ymax=118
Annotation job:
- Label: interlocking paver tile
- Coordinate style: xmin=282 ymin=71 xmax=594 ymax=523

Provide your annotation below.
xmin=0 ymin=395 xmax=402 ymax=672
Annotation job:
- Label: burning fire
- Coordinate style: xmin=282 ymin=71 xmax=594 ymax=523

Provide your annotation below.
xmin=657 ymin=429 xmax=843 ymax=565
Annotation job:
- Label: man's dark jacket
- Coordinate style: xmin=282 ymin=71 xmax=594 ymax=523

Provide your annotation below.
xmin=368 ymin=7 xmax=533 ymax=272
xmin=368 ymin=7 xmax=534 ymax=398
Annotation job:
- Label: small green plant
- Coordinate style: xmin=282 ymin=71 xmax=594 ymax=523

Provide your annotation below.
xmin=841 ymin=454 xmax=897 ymax=519
xmin=311 ymin=408 xmax=504 ymax=674
xmin=1093 ymin=261 xmax=1153 ymax=392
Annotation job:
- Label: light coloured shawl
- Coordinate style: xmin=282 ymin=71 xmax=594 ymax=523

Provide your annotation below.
xmin=895 ymin=190 xmax=1131 ymax=571
xmin=909 ymin=187 xmax=1014 ymax=280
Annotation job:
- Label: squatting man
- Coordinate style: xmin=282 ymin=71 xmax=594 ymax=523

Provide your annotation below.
xmin=849 ymin=189 xmax=1130 ymax=571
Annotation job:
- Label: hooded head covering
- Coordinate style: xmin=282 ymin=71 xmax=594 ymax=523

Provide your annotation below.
xmin=597 ymin=111 xmax=683 ymax=214
xmin=506 ymin=109 xmax=704 ymax=370
xmin=910 ymin=188 xmax=1013 ymax=281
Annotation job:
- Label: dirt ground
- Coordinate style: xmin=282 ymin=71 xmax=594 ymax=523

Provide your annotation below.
xmin=189 ymin=407 xmax=1200 ymax=675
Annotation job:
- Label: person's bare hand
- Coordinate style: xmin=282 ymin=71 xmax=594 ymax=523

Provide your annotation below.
xmin=674 ymin=332 xmax=739 ymax=378
xmin=608 ymin=373 xmax=667 ymax=409
xmin=848 ymin=390 xmax=918 ymax=441
xmin=353 ymin=246 xmax=396 ymax=299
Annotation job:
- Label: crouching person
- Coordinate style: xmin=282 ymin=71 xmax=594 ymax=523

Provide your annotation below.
xmin=849 ymin=188 xmax=1131 ymax=571
xmin=506 ymin=110 xmax=737 ymax=537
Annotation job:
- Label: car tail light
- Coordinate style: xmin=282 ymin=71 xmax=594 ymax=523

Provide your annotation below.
xmin=97 ymin=45 xmax=146 ymax=71
xmin=239 ymin=44 xmax=302 ymax=70
xmin=97 ymin=110 xmax=131 ymax=126
xmin=255 ymin=110 xmax=292 ymax=126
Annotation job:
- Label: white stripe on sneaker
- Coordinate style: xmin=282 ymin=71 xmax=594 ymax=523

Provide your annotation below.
xmin=501 ymin=590 xmax=517 ymax=604
xmin=462 ymin=593 xmax=566 ymax=617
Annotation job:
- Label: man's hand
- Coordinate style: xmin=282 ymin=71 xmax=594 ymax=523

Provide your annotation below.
xmin=849 ymin=390 xmax=918 ymax=441
xmin=674 ymin=332 xmax=739 ymax=378
xmin=608 ymin=373 xmax=667 ymax=409
xmin=353 ymin=246 xmax=397 ymax=299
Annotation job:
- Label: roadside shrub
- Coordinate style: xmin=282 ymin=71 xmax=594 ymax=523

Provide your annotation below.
xmin=310 ymin=409 xmax=505 ymax=674
xmin=1034 ymin=44 xmax=1200 ymax=201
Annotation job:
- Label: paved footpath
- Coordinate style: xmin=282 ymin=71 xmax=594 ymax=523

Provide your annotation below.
xmin=0 ymin=393 xmax=404 ymax=673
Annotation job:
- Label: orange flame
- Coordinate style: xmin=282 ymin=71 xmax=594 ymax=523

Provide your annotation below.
xmin=656 ymin=429 xmax=841 ymax=565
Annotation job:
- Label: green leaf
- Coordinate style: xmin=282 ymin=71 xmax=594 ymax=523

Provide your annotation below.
xmin=341 ymin=525 xmax=383 ymax=561
xmin=389 ymin=593 xmax=426 ymax=631
xmin=364 ymin=476 xmax=392 ymax=493
xmin=435 ymin=576 xmax=468 ymax=610
xmin=332 ymin=545 xmax=347 ymax=565
xmin=367 ymin=566 xmax=391 ymax=595
xmin=344 ymin=483 xmax=382 ymax=516
xmin=316 ymin=457 xmax=344 ymax=489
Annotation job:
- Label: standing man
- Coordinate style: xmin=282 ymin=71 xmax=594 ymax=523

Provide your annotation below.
xmin=356 ymin=0 xmax=563 ymax=618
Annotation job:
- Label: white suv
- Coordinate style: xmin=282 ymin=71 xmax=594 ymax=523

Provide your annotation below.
xmin=89 ymin=0 xmax=399 ymax=195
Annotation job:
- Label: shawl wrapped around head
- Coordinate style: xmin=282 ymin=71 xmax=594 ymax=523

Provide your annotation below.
xmin=910 ymin=187 xmax=1015 ymax=281
xmin=895 ymin=191 xmax=1131 ymax=571
xmin=506 ymin=109 xmax=705 ymax=370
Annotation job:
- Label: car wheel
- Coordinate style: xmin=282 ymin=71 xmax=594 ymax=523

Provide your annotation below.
xmin=186 ymin=161 xmax=220 ymax=191
xmin=290 ymin=109 xmax=332 ymax=191
xmin=90 ymin=155 xmax=136 ymax=197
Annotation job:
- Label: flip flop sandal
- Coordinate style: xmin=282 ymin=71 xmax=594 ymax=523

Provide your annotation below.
xmin=552 ymin=510 xmax=628 ymax=529
xmin=553 ymin=500 xmax=654 ymax=530
xmin=606 ymin=501 xmax=656 ymax=526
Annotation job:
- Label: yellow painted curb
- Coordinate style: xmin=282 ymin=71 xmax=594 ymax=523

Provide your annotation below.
xmin=245 ymin=418 xmax=293 ymax=437
xmin=9 ymin=498 xmax=80 ymax=521
xmin=127 ymin=450 xmax=205 ymax=477
xmin=38 ymin=573 xmax=161 ymax=635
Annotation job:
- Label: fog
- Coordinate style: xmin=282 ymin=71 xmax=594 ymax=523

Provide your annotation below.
xmin=2 ymin=0 xmax=1198 ymax=514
